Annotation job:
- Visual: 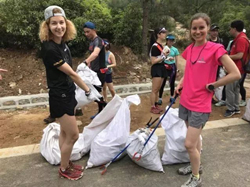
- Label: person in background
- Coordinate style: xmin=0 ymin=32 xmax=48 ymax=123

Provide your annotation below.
xmin=39 ymin=5 xmax=93 ymax=180
xmin=158 ymin=34 xmax=180 ymax=105
xmin=0 ymin=68 xmax=7 ymax=80
xmin=224 ymin=20 xmax=249 ymax=117
xmin=102 ymin=39 xmax=116 ymax=102
xmin=78 ymin=21 xmax=107 ymax=119
xmin=209 ymin=24 xmax=227 ymax=106
xmin=149 ymin=27 xmax=168 ymax=114
xmin=176 ymin=13 xmax=240 ymax=187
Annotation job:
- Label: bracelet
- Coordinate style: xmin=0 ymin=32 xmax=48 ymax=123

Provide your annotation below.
xmin=85 ymin=89 xmax=91 ymax=96
xmin=83 ymin=60 xmax=87 ymax=65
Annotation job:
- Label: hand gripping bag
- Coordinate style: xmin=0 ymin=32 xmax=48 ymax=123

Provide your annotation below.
xmin=80 ymin=95 xmax=123 ymax=156
xmin=40 ymin=123 xmax=83 ymax=165
xmin=126 ymin=129 xmax=164 ymax=172
xmin=86 ymin=95 xmax=141 ymax=168
xmin=75 ymin=63 xmax=102 ymax=107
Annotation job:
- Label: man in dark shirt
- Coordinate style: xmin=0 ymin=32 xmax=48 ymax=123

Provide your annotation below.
xmin=209 ymin=24 xmax=227 ymax=106
xmin=75 ymin=21 xmax=107 ymax=118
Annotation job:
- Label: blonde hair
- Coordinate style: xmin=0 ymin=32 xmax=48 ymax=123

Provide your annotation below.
xmin=189 ymin=13 xmax=211 ymax=41
xmin=39 ymin=8 xmax=76 ymax=42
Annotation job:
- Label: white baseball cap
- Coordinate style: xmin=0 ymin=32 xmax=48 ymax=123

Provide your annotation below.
xmin=44 ymin=5 xmax=66 ymax=20
xmin=243 ymin=29 xmax=246 ymax=33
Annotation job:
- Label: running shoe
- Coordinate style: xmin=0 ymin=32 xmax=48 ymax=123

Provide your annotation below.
xmin=215 ymin=100 xmax=226 ymax=107
xmin=224 ymin=109 xmax=235 ymax=117
xmin=181 ymin=174 xmax=202 ymax=187
xmin=59 ymin=166 xmax=83 ymax=180
xmin=69 ymin=161 xmax=84 ymax=172
xmin=239 ymin=100 xmax=246 ymax=107
xmin=150 ymin=106 xmax=161 ymax=114
xmin=178 ymin=164 xmax=203 ymax=175
xmin=155 ymin=105 xmax=163 ymax=112
xmin=157 ymin=99 xmax=162 ymax=105
xmin=43 ymin=115 xmax=55 ymax=124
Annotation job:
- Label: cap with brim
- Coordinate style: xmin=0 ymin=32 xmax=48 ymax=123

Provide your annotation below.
xmin=210 ymin=24 xmax=219 ymax=31
xmin=158 ymin=27 xmax=167 ymax=34
xmin=166 ymin=35 xmax=175 ymax=40
xmin=83 ymin=22 xmax=96 ymax=29
xmin=44 ymin=5 xmax=66 ymax=20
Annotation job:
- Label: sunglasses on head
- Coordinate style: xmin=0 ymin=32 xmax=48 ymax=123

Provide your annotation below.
xmin=158 ymin=27 xmax=167 ymax=34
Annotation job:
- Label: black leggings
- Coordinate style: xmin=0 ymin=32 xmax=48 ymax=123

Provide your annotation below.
xmin=159 ymin=63 xmax=176 ymax=98
xmin=240 ymin=73 xmax=247 ymax=101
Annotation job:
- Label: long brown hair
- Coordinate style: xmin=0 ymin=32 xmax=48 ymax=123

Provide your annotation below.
xmin=39 ymin=8 xmax=76 ymax=42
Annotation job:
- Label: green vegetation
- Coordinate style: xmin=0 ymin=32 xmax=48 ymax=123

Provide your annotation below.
xmin=0 ymin=0 xmax=249 ymax=56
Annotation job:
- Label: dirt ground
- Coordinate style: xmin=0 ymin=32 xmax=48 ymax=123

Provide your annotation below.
xmin=0 ymin=93 xmax=247 ymax=149
xmin=0 ymin=48 xmax=249 ymax=149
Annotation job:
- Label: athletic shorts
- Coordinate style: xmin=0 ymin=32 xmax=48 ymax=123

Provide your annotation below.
xmin=105 ymin=73 xmax=113 ymax=83
xmin=178 ymin=104 xmax=210 ymax=129
xmin=151 ymin=64 xmax=167 ymax=78
xmin=49 ymin=92 xmax=77 ymax=118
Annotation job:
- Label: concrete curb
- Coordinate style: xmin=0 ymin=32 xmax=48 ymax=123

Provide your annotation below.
xmin=0 ymin=117 xmax=248 ymax=159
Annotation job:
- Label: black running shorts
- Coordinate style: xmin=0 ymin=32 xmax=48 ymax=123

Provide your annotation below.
xmin=49 ymin=92 xmax=77 ymax=118
xmin=151 ymin=63 xmax=166 ymax=78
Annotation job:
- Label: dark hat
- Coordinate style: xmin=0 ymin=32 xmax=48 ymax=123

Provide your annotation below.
xmin=83 ymin=21 xmax=96 ymax=29
xmin=210 ymin=24 xmax=219 ymax=31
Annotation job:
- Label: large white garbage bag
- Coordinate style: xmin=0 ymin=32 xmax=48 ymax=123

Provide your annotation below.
xmin=161 ymin=107 xmax=190 ymax=165
xmin=75 ymin=63 xmax=102 ymax=107
xmin=40 ymin=123 xmax=83 ymax=165
xmin=243 ymin=99 xmax=250 ymax=122
xmin=126 ymin=128 xmax=164 ymax=172
xmin=86 ymin=95 xmax=141 ymax=168
xmin=80 ymin=95 xmax=123 ymax=156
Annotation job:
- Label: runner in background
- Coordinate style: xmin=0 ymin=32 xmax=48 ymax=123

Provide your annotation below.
xmin=78 ymin=21 xmax=107 ymax=119
xmin=102 ymin=39 xmax=116 ymax=102
xmin=176 ymin=13 xmax=240 ymax=187
xmin=149 ymin=27 xmax=168 ymax=114
xmin=157 ymin=34 xmax=180 ymax=105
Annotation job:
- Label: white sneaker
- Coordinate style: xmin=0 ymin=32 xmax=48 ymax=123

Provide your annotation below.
xmin=181 ymin=174 xmax=202 ymax=187
xmin=215 ymin=100 xmax=226 ymax=107
xmin=239 ymin=100 xmax=246 ymax=107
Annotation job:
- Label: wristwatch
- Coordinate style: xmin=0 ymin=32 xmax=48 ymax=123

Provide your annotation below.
xmin=208 ymin=85 xmax=215 ymax=91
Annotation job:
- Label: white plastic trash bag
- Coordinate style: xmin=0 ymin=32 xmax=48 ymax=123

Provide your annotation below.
xmin=161 ymin=107 xmax=190 ymax=165
xmin=75 ymin=63 xmax=102 ymax=107
xmin=126 ymin=129 xmax=164 ymax=172
xmin=40 ymin=123 xmax=83 ymax=165
xmin=243 ymin=99 xmax=250 ymax=122
xmin=86 ymin=95 xmax=141 ymax=168
xmin=80 ymin=95 xmax=123 ymax=156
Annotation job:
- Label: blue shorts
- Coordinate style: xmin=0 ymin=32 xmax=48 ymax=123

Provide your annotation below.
xmin=105 ymin=73 xmax=113 ymax=83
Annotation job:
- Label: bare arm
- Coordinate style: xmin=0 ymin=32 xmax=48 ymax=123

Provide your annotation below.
xmin=57 ymin=63 xmax=90 ymax=92
xmin=0 ymin=68 xmax=7 ymax=80
xmin=107 ymin=52 xmax=116 ymax=68
xmin=229 ymin=52 xmax=244 ymax=61
xmin=150 ymin=56 xmax=164 ymax=65
xmin=208 ymin=54 xmax=241 ymax=89
xmin=85 ymin=47 xmax=101 ymax=65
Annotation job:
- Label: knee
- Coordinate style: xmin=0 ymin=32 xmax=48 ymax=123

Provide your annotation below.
xmin=185 ymin=140 xmax=195 ymax=151
xmin=69 ymin=133 xmax=79 ymax=143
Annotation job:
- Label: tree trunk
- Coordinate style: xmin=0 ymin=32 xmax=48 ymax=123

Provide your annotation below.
xmin=142 ymin=0 xmax=149 ymax=61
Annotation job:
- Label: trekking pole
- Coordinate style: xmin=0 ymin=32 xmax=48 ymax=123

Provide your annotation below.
xmin=100 ymin=117 xmax=158 ymax=175
xmin=133 ymin=91 xmax=181 ymax=161
xmin=100 ymin=143 xmax=131 ymax=175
